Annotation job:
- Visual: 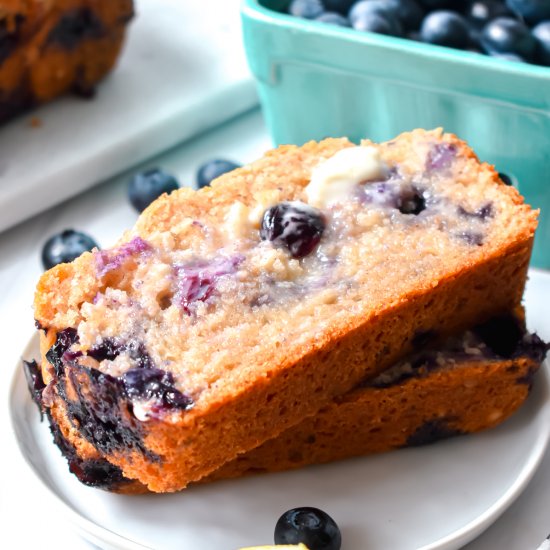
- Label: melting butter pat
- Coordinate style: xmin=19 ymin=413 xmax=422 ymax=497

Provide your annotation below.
xmin=306 ymin=145 xmax=387 ymax=208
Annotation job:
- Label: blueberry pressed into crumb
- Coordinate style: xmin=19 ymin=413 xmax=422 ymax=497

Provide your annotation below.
xmin=260 ymin=201 xmax=326 ymax=259
xmin=274 ymin=507 xmax=342 ymax=550
xmin=282 ymin=0 xmax=550 ymax=65
xmin=41 ymin=229 xmax=99 ymax=270
xmin=44 ymin=328 xmax=195 ymax=464
xmin=47 ymin=8 xmax=105 ymax=49
xmin=128 ymin=168 xmax=179 ymax=212
xmin=405 ymin=418 xmax=464 ymax=446
xmin=196 ymin=159 xmax=241 ymax=189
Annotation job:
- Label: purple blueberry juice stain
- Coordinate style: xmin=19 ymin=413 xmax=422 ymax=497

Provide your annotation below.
xmin=23 ymin=360 xmax=46 ymax=416
xmin=363 ymin=180 xmax=427 ymax=216
xmin=122 ymin=368 xmax=194 ymax=417
xmin=47 ymin=8 xmax=105 ymax=49
xmin=405 ymin=419 xmax=463 ymax=447
xmin=95 ymin=236 xmax=151 ymax=277
xmin=89 ymin=338 xmax=155 ymax=369
xmin=44 ymin=328 xmax=196 ymax=465
xmin=458 ymin=231 xmax=484 ymax=246
xmin=458 ymin=203 xmax=493 ymax=221
xmin=0 ymin=15 xmax=24 ymax=65
xmin=47 ymin=410 xmax=128 ymax=490
xmin=426 ymin=142 xmax=457 ymax=171
xmin=174 ymin=254 xmax=244 ymax=314
xmin=46 ymin=328 xmax=78 ymax=377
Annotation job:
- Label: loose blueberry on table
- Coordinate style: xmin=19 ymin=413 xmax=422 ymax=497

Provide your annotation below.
xmin=196 ymin=159 xmax=242 ymax=189
xmin=274 ymin=507 xmax=342 ymax=550
xmin=283 ymin=0 xmax=550 ymax=66
xmin=128 ymin=167 xmax=179 ymax=212
xmin=41 ymin=229 xmax=98 ymax=270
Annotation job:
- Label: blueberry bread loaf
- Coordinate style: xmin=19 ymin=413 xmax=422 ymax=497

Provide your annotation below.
xmin=32 ymin=128 xmax=538 ymax=492
xmin=24 ymin=312 xmax=548 ymax=492
xmin=0 ymin=0 xmax=133 ymax=123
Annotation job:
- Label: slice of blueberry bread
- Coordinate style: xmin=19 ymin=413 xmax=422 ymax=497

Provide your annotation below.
xmin=0 ymin=0 xmax=134 ymax=123
xmin=33 ymin=128 xmax=538 ymax=492
xmin=207 ymin=313 xmax=549 ymax=482
xmin=25 ymin=312 xmax=548 ymax=492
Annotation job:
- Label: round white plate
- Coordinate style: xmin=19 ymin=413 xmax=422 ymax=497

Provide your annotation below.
xmin=9 ymin=334 xmax=550 ymax=550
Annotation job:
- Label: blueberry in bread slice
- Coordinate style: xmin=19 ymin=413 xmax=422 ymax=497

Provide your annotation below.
xmin=25 ymin=311 xmax=548 ymax=492
xmin=33 ymin=128 xmax=538 ymax=492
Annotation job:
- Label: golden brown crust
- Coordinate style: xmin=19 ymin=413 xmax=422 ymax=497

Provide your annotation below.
xmin=43 ymin=351 xmax=540 ymax=494
xmin=33 ymin=129 xmax=538 ymax=492
xmin=207 ymin=356 xmax=538 ymax=481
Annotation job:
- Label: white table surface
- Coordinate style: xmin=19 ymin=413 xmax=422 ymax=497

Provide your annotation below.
xmin=1 ymin=108 xmax=550 ymax=550
xmin=0 ymin=0 xmax=256 ymax=233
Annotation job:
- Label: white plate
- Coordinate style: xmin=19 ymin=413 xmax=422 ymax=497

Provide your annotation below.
xmin=0 ymin=0 xmax=257 ymax=233
xmin=9 ymin=332 xmax=550 ymax=550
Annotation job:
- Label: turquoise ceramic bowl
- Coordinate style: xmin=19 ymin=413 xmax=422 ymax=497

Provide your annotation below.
xmin=241 ymin=0 xmax=550 ymax=268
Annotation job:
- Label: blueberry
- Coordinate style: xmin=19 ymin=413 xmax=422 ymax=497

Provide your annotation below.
xmin=315 ymin=12 xmax=351 ymax=26
xmin=260 ymin=201 xmax=326 ymax=259
xmin=349 ymin=1 xmax=404 ymax=36
xmin=481 ymin=17 xmax=537 ymax=60
xmin=128 ymin=168 xmax=179 ymax=213
xmin=474 ymin=314 xmax=523 ymax=357
xmin=288 ymin=0 xmax=324 ymax=19
xmin=47 ymin=8 xmax=104 ymax=49
xmin=41 ymin=229 xmax=98 ymax=270
xmin=533 ymin=21 xmax=550 ymax=65
xmin=323 ymin=0 xmax=355 ymax=14
xmin=420 ymin=11 xmax=470 ymax=49
xmin=466 ymin=1 xmax=515 ymax=28
xmin=122 ymin=367 xmax=193 ymax=411
xmin=388 ymin=0 xmax=425 ymax=30
xmin=355 ymin=12 xmax=401 ymax=35
xmin=274 ymin=507 xmax=342 ymax=550
xmin=498 ymin=172 xmax=515 ymax=185
xmin=506 ymin=0 xmax=550 ymax=24
xmin=196 ymin=159 xmax=241 ymax=189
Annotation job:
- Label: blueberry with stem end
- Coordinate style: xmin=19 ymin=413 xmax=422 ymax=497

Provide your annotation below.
xmin=196 ymin=159 xmax=241 ymax=189
xmin=128 ymin=168 xmax=179 ymax=212
xmin=274 ymin=507 xmax=342 ymax=550
xmin=41 ymin=229 xmax=98 ymax=270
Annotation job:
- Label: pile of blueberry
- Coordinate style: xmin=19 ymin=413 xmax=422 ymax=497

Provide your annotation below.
xmin=286 ymin=0 xmax=550 ymax=65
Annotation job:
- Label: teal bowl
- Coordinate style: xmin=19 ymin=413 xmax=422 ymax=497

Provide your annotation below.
xmin=241 ymin=0 xmax=550 ymax=268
